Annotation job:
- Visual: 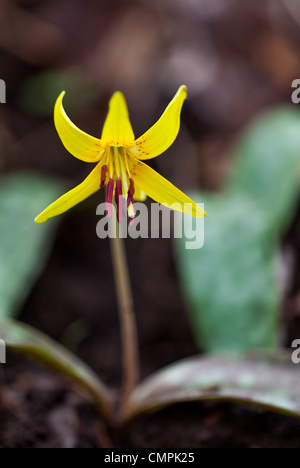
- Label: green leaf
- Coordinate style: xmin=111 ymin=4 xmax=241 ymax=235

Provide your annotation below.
xmin=19 ymin=71 xmax=98 ymax=116
xmin=226 ymin=107 xmax=300 ymax=232
xmin=0 ymin=319 xmax=113 ymax=419
xmin=0 ymin=173 xmax=63 ymax=319
xmin=128 ymin=353 xmax=300 ymax=419
xmin=176 ymin=193 xmax=280 ymax=351
xmin=175 ymin=108 xmax=300 ymax=352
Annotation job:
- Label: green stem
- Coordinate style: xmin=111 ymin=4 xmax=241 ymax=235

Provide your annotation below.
xmin=109 ymin=221 xmax=139 ymax=421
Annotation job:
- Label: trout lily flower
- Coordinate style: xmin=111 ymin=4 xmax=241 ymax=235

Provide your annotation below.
xmin=35 ymin=85 xmax=206 ymax=223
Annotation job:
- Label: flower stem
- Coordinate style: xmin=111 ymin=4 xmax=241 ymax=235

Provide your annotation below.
xmin=109 ymin=221 xmax=139 ymax=421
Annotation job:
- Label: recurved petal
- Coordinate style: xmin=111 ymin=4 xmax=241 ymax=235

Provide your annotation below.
xmin=54 ymin=91 xmax=104 ymax=162
xmin=101 ymin=91 xmax=135 ymax=146
xmin=35 ymin=164 xmax=102 ymax=223
xmin=129 ymin=159 xmax=206 ymax=218
xmin=134 ymin=85 xmax=187 ymax=160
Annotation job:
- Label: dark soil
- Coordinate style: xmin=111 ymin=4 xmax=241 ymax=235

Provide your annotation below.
xmin=2 ymin=356 xmax=300 ymax=448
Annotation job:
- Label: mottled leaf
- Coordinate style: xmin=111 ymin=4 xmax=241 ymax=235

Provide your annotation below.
xmin=175 ymin=108 xmax=300 ymax=352
xmin=129 ymin=353 xmax=300 ymax=419
xmin=226 ymin=107 xmax=300 ymax=231
xmin=176 ymin=193 xmax=279 ymax=351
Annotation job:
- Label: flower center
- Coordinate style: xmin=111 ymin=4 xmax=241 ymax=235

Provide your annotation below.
xmin=100 ymin=146 xmax=136 ymax=221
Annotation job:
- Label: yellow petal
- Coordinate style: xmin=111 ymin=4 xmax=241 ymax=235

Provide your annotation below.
xmin=101 ymin=91 xmax=135 ymax=146
xmin=129 ymin=159 xmax=206 ymax=218
xmin=133 ymin=184 xmax=147 ymax=202
xmin=54 ymin=91 xmax=104 ymax=162
xmin=35 ymin=164 xmax=102 ymax=223
xmin=134 ymin=85 xmax=187 ymax=160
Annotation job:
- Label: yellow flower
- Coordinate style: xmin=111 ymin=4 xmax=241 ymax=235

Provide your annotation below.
xmin=35 ymin=85 xmax=206 ymax=223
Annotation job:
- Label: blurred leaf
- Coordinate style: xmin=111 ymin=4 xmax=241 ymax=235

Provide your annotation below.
xmin=129 ymin=352 xmax=300 ymax=419
xmin=226 ymin=107 xmax=300 ymax=232
xmin=175 ymin=108 xmax=300 ymax=352
xmin=176 ymin=193 xmax=279 ymax=351
xmin=19 ymin=71 xmax=99 ymax=116
xmin=0 ymin=319 xmax=113 ymax=419
xmin=0 ymin=173 xmax=63 ymax=319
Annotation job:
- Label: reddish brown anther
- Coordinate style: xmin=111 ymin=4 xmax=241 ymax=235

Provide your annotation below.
xmin=100 ymin=165 xmax=108 ymax=188
xmin=105 ymin=178 xmax=114 ymax=217
xmin=127 ymin=178 xmax=135 ymax=207
xmin=115 ymin=177 xmax=123 ymax=223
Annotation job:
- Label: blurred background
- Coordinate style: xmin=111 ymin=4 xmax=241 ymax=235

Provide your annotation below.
xmin=2 ymin=0 xmax=300 ymax=448
xmin=2 ymin=0 xmax=300 ymax=181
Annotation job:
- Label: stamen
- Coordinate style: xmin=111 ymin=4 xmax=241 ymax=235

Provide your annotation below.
xmin=100 ymin=165 xmax=107 ymax=188
xmin=119 ymin=151 xmax=129 ymax=197
xmin=115 ymin=177 xmax=123 ymax=223
xmin=109 ymin=148 xmax=114 ymax=178
xmin=114 ymin=147 xmax=121 ymax=178
xmin=127 ymin=178 xmax=135 ymax=207
xmin=124 ymin=150 xmax=132 ymax=177
xmin=105 ymin=178 xmax=114 ymax=218
xmin=127 ymin=197 xmax=135 ymax=225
